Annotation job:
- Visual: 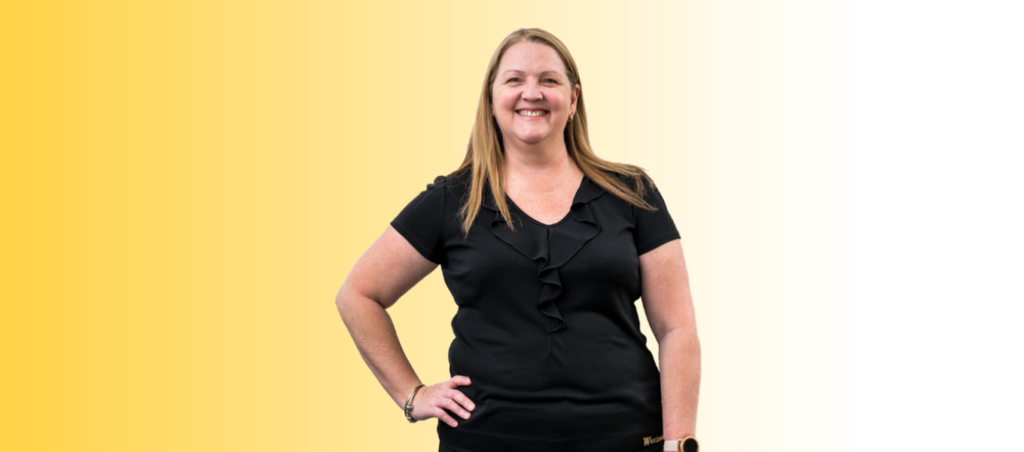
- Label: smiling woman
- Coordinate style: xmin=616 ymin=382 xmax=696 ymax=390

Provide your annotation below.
xmin=335 ymin=28 xmax=701 ymax=452
xmin=491 ymin=41 xmax=580 ymax=151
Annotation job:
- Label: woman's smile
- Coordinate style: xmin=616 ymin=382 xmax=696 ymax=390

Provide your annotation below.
xmin=516 ymin=109 xmax=549 ymax=119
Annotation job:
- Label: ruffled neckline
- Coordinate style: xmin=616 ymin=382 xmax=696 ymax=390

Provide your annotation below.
xmin=480 ymin=175 xmax=606 ymax=333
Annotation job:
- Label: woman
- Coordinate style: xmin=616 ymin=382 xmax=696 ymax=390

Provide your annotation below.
xmin=336 ymin=28 xmax=701 ymax=452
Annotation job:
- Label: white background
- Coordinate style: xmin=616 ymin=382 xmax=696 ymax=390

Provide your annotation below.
xmin=854 ymin=1 xmax=1023 ymax=450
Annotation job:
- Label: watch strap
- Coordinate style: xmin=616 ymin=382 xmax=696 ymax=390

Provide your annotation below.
xmin=664 ymin=436 xmax=699 ymax=452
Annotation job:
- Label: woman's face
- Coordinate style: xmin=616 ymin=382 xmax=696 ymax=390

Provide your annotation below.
xmin=491 ymin=41 xmax=579 ymax=149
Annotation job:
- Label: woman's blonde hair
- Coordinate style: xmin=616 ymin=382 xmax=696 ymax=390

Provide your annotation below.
xmin=450 ymin=27 xmax=660 ymax=236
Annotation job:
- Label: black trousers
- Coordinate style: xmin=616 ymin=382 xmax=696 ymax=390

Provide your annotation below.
xmin=439 ymin=441 xmax=665 ymax=452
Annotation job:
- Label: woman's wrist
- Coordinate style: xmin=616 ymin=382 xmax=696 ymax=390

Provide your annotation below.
xmin=403 ymin=383 xmax=426 ymax=423
xmin=663 ymin=436 xmax=699 ymax=452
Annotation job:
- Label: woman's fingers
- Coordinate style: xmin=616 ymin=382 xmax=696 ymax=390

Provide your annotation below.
xmin=448 ymin=388 xmax=476 ymax=413
xmin=443 ymin=376 xmax=475 ymax=421
xmin=447 ymin=375 xmax=472 ymax=388
xmin=434 ymin=406 xmax=459 ymax=428
xmin=441 ymin=396 xmax=472 ymax=420
xmin=409 ymin=380 xmax=475 ymax=428
xmin=411 ymin=384 xmax=443 ymax=422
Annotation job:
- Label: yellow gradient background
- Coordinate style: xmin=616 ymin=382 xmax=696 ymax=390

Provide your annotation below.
xmin=2 ymin=1 xmax=850 ymax=451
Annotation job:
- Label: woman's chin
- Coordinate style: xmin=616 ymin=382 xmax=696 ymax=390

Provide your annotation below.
xmin=513 ymin=131 xmax=553 ymax=145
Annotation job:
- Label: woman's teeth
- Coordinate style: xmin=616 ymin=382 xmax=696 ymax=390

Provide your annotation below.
xmin=517 ymin=110 xmax=547 ymax=116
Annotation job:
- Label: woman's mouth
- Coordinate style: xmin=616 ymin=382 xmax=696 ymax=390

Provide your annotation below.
xmin=517 ymin=110 xmax=548 ymax=117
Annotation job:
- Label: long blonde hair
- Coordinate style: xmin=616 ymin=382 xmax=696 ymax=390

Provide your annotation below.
xmin=450 ymin=27 xmax=660 ymax=236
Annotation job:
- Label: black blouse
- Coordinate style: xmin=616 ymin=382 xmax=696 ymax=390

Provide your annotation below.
xmin=390 ymin=169 xmax=681 ymax=452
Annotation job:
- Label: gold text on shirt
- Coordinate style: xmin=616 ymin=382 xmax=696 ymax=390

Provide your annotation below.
xmin=644 ymin=435 xmax=665 ymax=446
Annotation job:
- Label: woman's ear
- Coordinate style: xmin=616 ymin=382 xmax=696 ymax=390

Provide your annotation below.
xmin=572 ymin=84 xmax=581 ymax=114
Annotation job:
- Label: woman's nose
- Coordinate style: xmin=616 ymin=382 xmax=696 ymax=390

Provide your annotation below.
xmin=521 ymin=84 xmax=542 ymax=101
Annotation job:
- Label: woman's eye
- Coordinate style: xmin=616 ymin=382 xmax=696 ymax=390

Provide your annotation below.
xmin=506 ymin=77 xmax=557 ymax=83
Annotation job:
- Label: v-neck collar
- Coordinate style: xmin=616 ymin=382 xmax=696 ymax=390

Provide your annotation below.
xmin=479 ymin=173 xmax=606 ymax=334
xmin=481 ymin=174 xmax=606 ymax=221
xmin=507 ymin=175 xmax=588 ymax=227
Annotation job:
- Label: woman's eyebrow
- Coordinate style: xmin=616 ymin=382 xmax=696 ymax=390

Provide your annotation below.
xmin=501 ymin=69 xmax=565 ymax=77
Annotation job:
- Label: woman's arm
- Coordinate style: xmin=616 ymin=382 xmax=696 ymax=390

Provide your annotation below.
xmin=639 ymin=239 xmax=701 ymax=441
xmin=336 ymin=225 xmax=436 ymax=407
xmin=334 ymin=225 xmax=475 ymax=427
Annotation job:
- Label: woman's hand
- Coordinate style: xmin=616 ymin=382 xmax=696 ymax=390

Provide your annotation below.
xmin=410 ymin=376 xmax=475 ymax=427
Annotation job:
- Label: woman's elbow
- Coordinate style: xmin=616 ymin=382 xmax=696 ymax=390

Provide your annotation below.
xmin=335 ymin=281 xmax=388 ymax=323
xmin=663 ymin=326 xmax=701 ymax=352
xmin=334 ymin=282 xmax=362 ymax=320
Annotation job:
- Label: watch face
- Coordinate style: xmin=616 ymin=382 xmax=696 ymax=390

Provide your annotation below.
xmin=682 ymin=437 xmax=699 ymax=452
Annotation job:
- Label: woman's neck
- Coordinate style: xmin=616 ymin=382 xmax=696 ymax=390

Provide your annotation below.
xmin=502 ymin=140 xmax=582 ymax=194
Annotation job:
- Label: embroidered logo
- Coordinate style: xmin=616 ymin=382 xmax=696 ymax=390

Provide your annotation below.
xmin=644 ymin=435 xmax=665 ymax=446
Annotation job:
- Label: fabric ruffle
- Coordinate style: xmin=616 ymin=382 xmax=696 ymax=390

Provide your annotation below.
xmin=480 ymin=175 xmax=606 ymax=333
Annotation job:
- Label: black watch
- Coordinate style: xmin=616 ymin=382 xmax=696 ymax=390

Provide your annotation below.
xmin=664 ymin=436 xmax=699 ymax=452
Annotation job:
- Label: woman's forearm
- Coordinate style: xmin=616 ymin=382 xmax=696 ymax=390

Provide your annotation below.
xmin=336 ymin=288 xmax=421 ymax=409
xmin=659 ymin=328 xmax=701 ymax=440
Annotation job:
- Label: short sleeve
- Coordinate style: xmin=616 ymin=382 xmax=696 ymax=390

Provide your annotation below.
xmin=632 ymin=177 xmax=681 ymax=256
xmin=390 ymin=175 xmax=447 ymax=265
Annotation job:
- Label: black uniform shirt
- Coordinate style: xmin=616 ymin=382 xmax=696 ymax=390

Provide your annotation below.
xmin=390 ymin=169 xmax=681 ymax=452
